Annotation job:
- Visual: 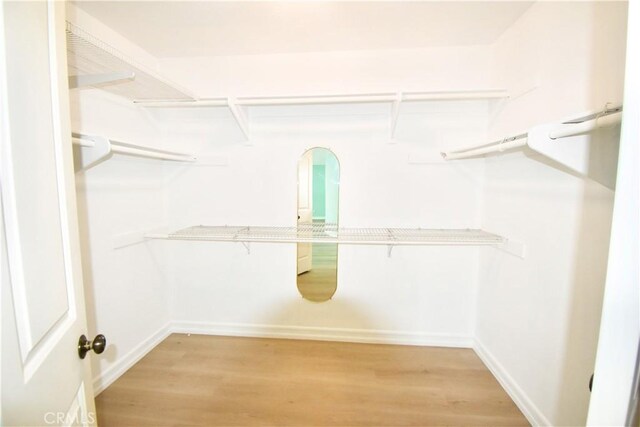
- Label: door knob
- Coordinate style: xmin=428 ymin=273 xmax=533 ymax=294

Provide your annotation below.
xmin=78 ymin=334 xmax=106 ymax=359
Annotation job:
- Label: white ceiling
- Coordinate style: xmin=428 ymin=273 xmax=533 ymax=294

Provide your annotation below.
xmin=73 ymin=1 xmax=534 ymax=58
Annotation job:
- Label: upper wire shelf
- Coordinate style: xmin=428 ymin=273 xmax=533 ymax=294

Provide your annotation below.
xmin=147 ymin=224 xmax=505 ymax=246
xmin=66 ymin=22 xmax=194 ymax=101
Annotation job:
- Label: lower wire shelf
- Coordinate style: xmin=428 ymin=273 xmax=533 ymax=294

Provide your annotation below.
xmin=146 ymin=224 xmax=505 ymax=246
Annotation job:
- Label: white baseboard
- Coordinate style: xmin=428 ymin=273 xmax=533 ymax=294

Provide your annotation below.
xmin=92 ymin=322 xmax=172 ymax=395
xmin=473 ymin=339 xmax=551 ymax=426
xmin=91 ymin=321 xmax=481 ymax=398
xmin=89 ymin=323 xmax=552 ymax=426
xmin=172 ymin=321 xmax=474 ymax=348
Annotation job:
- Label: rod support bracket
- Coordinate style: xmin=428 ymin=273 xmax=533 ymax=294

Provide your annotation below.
xmin=389 ymin=92 xmax=403 ymax=142
xmin=228 ymin=97 xmax=251 ymax=144
xmin=241 ymin=241 xmax=251 ymax=255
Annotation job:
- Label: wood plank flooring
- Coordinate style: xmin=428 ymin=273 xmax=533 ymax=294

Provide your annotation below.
xmin=95 ymin=334 xmax=528 ymax=426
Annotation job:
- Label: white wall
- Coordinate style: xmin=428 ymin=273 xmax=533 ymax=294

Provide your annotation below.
xmin=70 ymin=90 xmax=174 ymax=393
xmin=69 ymin=3 xmax=630 ymax=425
xmin=160 ymin=45 xmax=494 ymax=98
xmin=159 ymin=100 xmax=489 ymax=345
xmin=323 ymin=151 xmax=339 ymax=225
xmin=475 ymin=2 xmax=628 ymax=426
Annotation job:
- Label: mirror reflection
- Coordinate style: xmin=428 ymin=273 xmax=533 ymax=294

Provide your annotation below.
xmin=297 ymin=148 xmax=340 ymax=302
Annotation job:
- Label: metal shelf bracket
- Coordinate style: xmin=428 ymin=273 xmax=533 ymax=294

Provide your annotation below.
xmin=389 ymin=92 xmax=403 ymax=143
xmin=228 ymin=97 xmax=251 ymax=144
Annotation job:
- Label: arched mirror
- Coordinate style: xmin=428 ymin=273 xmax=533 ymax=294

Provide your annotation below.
xmin=297 ymin=148 xmax=340 ymax=302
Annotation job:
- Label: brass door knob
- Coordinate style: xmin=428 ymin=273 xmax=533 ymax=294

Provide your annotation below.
xmin=78 ymin=334 xmax=107 ymax=359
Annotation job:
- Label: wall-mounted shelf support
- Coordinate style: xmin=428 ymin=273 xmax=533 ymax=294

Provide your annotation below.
xmin=227 ymin=97 xmax=251 ymax=143
xmin=68 ymin=71 xmax=136 ymax=89
xmin=498 ymin=239 xmax=526 ymax=259
xmin=72 ymin=132 xmax=197 ymax=172
xmin=389 ymin=92 xmax=403 ymax=143
xmin=72 ymin=133 xmax=112 ymax=171
xmin=441 ymin=104 xmax=623 ymax=189
xmin=241 ymin=241 xmax=251 ymax=255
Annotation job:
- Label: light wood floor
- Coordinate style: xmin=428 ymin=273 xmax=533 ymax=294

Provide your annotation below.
xmin=297 ymin=243 xmax=338 ymax=302
xmin=96 ymin=334 xmax=528 ymax=426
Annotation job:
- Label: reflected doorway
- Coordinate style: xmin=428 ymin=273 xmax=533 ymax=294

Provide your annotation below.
xmin=296 ymin=148 xmax=340 ymax=302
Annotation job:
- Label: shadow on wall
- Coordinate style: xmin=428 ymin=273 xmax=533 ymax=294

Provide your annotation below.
xmin=553 ymin=2 xmax=624 ymax=420
xmin=74 ymin=175 xmax=103 ymax=377
xmin=553 ymin=150 xmax=616 ymax=424
xmin=69 ymin=90 xmax=120 ymax=380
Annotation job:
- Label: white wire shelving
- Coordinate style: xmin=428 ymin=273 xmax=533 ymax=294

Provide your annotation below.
xmin=66 ymin=22 xmax=194 ymax=101
xmin=64 ymin=21 xmax=509 ymax=143
xmin=146 ymin=224 xmax=505 ymax=246
xmin=136 ymin=89 xmax=510 ymax=143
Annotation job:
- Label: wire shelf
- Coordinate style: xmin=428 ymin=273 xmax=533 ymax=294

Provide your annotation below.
xmin=152 ymin=224 xmax=505 ymax=246
xmin=66 ymin=22 xmax=193 ymax=101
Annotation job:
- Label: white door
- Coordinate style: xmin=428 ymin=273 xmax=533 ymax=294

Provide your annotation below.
xmin=587 ymin=2 xmax=640 ymax=424
xmin=297 ymin=150 xmax=313 ymax=274
xmin=1 ymin=2 xmax=96 ymax=426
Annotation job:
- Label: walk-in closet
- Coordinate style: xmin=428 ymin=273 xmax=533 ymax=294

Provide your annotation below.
xmin=2 ymin=1 xmax=638 ymax=426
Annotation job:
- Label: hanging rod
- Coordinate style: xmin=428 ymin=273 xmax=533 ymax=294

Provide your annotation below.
xmin=441 ymin=133 xmax=528 ymax=160
xmin=72 ymin=136 xmax=196 ymax=162
xmin=441 ymin=104 xmax=623 ymax=161
xmin=549 ymin=105 xmax=622 ymax=140
xmin=71 ymin=133 xmax=197 ymax=170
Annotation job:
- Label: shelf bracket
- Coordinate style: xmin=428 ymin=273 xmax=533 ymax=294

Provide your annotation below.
xmin=241 ymin=241 xmax=251 ymax=255
xmin=387 ymin=245 xmax=394 ymax=258
xmin=389 ymin=92 xmax=403 ymax=143
xmin=228 ymin=97 xmax=251 ymax=144
xmin=497 ymin=239 xmax=526 ymax=259
xmin=68 ymin=71 xmax=136 ymax=89
xmin=72 ymin=134 xmax=113 ymax=172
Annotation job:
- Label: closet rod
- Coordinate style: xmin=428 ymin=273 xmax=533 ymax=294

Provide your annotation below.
xmin=73 ymin=138 xmax=95 ymax=148
xmin=441 ymin=133 xmax=528 ymax=160
xmin=71 ymin=136 xmax=197 ymax=163
xmin=441 ymin=104 xmax=623 ymax=161
xmin=549 ymin=106 xmax=622 ymax=140
xmin=108 ymin=144 xmax=196 ymax=162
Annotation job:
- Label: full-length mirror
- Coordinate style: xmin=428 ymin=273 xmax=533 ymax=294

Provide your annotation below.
xmin=297 ymin=148 xmax=340 ymax=302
